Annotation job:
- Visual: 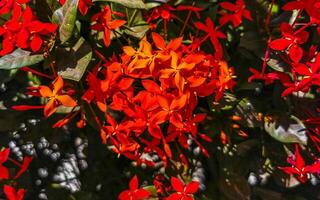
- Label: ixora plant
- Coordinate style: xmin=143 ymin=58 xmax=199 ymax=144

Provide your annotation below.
xmin=1 ymin=0 xmax=320 ymax=199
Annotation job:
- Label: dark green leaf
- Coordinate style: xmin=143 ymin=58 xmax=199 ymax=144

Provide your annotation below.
xmin=93 ymin=0 xmax=147 ymax=9
xmin=56 ymin=37 xmax=92 ymax=81
xmin=0 ymin=49 xmax=44 ymax=70
xmin=52 ymin=0 xmax=79 ymax=43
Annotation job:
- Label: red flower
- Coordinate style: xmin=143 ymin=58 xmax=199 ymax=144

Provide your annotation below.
xmin=0 ymin=5 xmax=57 ymax=55
xmin=194 ymin=18 xmax=226 ymax=59
xmin=59 ymin=0 xmax=92 ymax=16
xmin=3 ymin=185 xmax=24 ymax=200
xmin=166 ymin=177 xmax=199 ymax=200
xmin=118 ymin=175 xmax=150 ymax=200
xmin=0 ymin=148 xmax=10 ymax=180
xmin=91 ymin=5 xmax=126 ymax=47
xmin=219 ymin=0 xmax=252 ymax=27
xmin=0 ymin=0 xmax=28 ymax=14
xmin=280 ymin=145 xmax=320 ymax=183
xmin=269 ymin=23 xmax=309 ymax=63
xmin=147 ymin=4 xmax=176 ymax=31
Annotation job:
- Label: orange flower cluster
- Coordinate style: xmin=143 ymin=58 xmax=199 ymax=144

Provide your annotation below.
xmin=82 ymin=33 xmax=235 ymax=166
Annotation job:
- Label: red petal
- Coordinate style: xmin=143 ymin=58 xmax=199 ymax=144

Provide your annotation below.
xmin=16 ymin=29 xmax=30 ymax=49
xmin=0 ymin=148 xmax=10 ymax=164
xmin=269 ymin=38 xmax=291 ymax=50
xmin=0 ymin=166 xmax=9 ymax=179
xmin=152 ymin=32 xmax=166 ymax=50
xmin=129 ymin=175 xmax=139 ymax=191
xmin=30 ymin=34 xmax=42 ymax=52
xmin=289 ymin=44 xmax=303 ymax=63
xmin=185 ymin=181 xmax=199 ymax=194
xmin=171 ymin=177 xmax=184 ymax=192
xmin=135 ymin=189 xmax=150 ymax=199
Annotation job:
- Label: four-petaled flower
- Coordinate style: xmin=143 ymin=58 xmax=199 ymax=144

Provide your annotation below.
xmin=118 ymin=175 xmax=151 ymax=200
xmin=3 ymin=185 xmax=24 ymax=200
xmin=166 ymin=177 xmax=199 ymax=200
xmin=269 ymin=23 xmax=309 ymax=63
xmin=219 ymin=0 xmax=252 ymax=27
xmin=194 ymin=18 xmax=226 ymax=59
xmin=91 ymin=5 xmax=126 ymax=47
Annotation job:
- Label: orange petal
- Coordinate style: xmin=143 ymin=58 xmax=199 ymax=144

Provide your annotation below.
xmin=44 ymin=99 xmax=57 ymax=118
xmin=123 ymin=46 xmax=136 ymax=56
xmin=56 ymin=95 xmax=77 ymax=107
xmin=170 ymin=94 xmax=187 ymax=110
xmin=39 ymin=86 xmax=53 ymax=97
xmin=157 ymin=95 xmax=170 ymax=110
xmin=108 ymin=19 xmax=126 ymax=29
xmin=152 ymin=32 xmax=166 ymax=50
xmin=53 ymin=76 xmax=64 ymax=95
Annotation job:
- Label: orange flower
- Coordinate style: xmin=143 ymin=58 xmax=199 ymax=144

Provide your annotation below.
xmin=159 ymin=51 xmax=196 ymax=92
xmin=39 ymin=76 xmax=77 ymax=117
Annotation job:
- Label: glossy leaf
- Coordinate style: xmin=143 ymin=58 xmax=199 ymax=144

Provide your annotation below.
xmin=0 ymin=49 xmax=44 ymax=70
xmin=56 ymin=37 xmax=92 ymax=81
xmin=52 ymin=0 xmax=79 ymax=43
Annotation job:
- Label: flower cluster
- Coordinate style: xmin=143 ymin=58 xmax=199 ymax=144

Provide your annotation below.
xmin=0 ymin=148 xmax=32 ymax=200
xmin=0 ymin=0 xmax=57 ymax=55
xmin=81 ymin=32 xmax=235 ymax=167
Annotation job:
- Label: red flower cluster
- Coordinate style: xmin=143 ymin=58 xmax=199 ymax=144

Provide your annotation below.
xmin=0 ymin=0 xmax=57 ymax=55
xmin=0 ymin=148 xmax=32 ymax=200
xmin=82 ymin=32 xmax=235 ymax=166
xmin=118 ymin=175 xmax=199 ymax=200
xmin=280 ymin=145 xmax=320 ymax=183
xmin=250 ymin=0 xmax=320 ymax=97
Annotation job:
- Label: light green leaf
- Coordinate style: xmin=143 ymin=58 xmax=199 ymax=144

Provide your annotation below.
xmin=264 ymin=115 xmax=307 ymax=145
xmin=93 ymin=0 xmax=147 ymax=9
xmin=52 ymin=0 xmax=79 ymax=43
xmin=0 ymin=49 xmax=44 ymax=70
xmin=56 ymin=37 xmax=92 ymax=81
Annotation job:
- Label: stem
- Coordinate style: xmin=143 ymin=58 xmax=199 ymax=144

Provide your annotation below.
xmin=294 ymin=21 xmax=312 ymax=35
xmin=8 ymin=158 xmax=22 ymax=168
xmin=179 ymin=6 xmax=193 ymax=36
xmin=261 ymin=38 xmax=271 ymax=75
xmin=21 ymin=67 xmax=53 ymax=80
xmin=164 ymin=20 xmax=167 ymax=40
xmin=48 ymin=54 xmax=57 ymax=77
xmin=265 ymin=0 xmax=275 ymax=35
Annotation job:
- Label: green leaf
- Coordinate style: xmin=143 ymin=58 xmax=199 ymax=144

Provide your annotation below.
xmin=56 ymin=37 xmax=92 ymax=81
xmin=52 ymin=0 xmax=79 ymax=43
xmin=125 ymin=23 xmax=149 ymax=39
xmin=93 ymin=0 xmax=147 ymax=9
xmin=264 ymin=115 xmax=307 ymax=145
xmin=0 ymin=49 xmax=44 ymax=70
